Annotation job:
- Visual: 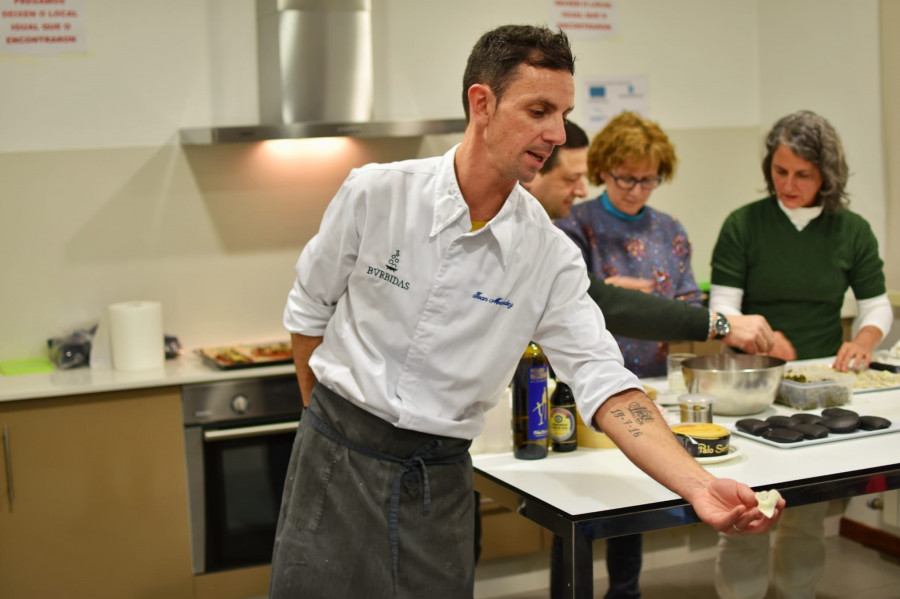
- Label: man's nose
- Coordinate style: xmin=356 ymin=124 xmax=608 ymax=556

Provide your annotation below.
xmin=574 ymin=176 xmax=588 ymax=197
xmin=547 ymin=117 xmax=567 ymax=146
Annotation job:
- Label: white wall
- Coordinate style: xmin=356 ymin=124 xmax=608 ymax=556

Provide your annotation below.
xmin=758 ymin=0 xmax=886 ymax=253
xmin=0 ymin=0 xmax=888 ymax=362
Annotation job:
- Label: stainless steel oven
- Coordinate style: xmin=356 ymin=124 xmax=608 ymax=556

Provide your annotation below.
xmin=182 ymin=374 xmax=303 ymax=574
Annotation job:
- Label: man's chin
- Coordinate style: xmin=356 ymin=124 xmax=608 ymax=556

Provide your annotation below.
xmin=549 ymin=206 xmax=571 ymax=220
xmin=518 ymin=170 xmax=539 ymax=184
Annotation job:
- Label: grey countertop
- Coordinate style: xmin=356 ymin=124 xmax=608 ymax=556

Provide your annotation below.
xmin=0 ymin=350 xmax=295 ymax=403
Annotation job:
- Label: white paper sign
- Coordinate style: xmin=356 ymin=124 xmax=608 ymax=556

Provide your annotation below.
xmin=1 ymin=0 xmax=86 ymax=56
xmin=584 ymin=77 xmax=649 ymax=132
xmin=550 ymin=0 xmax=618 ymax=40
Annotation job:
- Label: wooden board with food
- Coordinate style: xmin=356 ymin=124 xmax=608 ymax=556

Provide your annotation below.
xmin=198 ymin=340 xmax=294 ymax=369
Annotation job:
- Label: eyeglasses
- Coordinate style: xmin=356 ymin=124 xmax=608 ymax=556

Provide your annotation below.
xmin=608 ymin=173 xmax=663 ymax=191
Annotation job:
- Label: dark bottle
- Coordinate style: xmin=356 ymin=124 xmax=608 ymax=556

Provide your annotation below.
xmin=512 ymin=342 xmax=549 ymax=460
xmin=549 ymin=381 xmax=578 ymax=452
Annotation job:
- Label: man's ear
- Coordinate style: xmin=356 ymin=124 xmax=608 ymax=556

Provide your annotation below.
xmin=467 ymin=83 xmax=495 ymax=127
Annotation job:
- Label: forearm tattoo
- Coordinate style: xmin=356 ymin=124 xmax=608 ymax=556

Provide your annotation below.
xmin=610 ymin=402 xmax=656 ymax=438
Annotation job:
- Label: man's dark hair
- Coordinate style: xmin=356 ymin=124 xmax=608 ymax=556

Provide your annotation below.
xmin=462 ymin=24 xmax=575 ymax=122
xmin=541 ymin=120 xmax=588 ymax=173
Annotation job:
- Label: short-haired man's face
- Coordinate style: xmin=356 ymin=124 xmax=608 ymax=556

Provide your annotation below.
xmin=523 ymin=146 xmax=588 ymax=219
xmin=481 ymin=65 xmax=574 ymax=185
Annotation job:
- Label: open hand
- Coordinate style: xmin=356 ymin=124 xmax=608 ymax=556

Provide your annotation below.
xmin=690 ymin=478 xmax=784 ymax=535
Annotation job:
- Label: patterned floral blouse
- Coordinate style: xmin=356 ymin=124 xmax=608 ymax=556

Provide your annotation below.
xmin=556 ymin=191 xmax=704 ymax=377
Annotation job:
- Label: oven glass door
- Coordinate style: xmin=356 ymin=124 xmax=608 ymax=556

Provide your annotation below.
xmin=203 ymin=420 xmax=298 ymax=572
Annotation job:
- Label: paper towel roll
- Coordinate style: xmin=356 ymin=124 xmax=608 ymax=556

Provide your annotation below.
xmin=108 ymin=301 xmax=164 ymax=372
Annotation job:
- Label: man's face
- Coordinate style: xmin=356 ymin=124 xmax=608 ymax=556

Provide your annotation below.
xmin=523 ymin=146 xmax=589 ymax=219
xmin=482 ymin=65 xmax=575 ymax=185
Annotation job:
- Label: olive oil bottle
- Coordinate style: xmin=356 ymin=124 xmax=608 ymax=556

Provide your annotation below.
xmin=549 ymin=381 xmax=577 ymax=452
xmin=512 ymin=342 xmax=549 ymax=460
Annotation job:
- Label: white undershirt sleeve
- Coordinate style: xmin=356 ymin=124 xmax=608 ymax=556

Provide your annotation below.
xmin=853 ymin=293 xmax=893 ymax=339
xmin=709 ymin=284 xmax=744 ymax=316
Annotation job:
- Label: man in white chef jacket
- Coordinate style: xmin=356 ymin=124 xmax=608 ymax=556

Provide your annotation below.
xmin=272 ymin=24 xmax=783 ymax=599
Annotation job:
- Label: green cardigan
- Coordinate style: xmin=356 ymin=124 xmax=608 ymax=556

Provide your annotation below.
xmin=710 ymin=196 xmax=885 ymax=359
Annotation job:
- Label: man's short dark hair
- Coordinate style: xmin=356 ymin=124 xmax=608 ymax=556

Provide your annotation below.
xmin=540 ymin=120 xmax=588 ymax=174
xmin=462 ymin=24 xmax=575 ymax=122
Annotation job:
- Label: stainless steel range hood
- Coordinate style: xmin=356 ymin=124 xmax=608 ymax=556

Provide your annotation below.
xmin=179 ymin=0 xmax=465 ymax=144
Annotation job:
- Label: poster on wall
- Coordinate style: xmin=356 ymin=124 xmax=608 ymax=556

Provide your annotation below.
xmin=550 ymin=0 xmax=617 ymax=40
xmin=583 ymin=76 xmax=649 ymax=132
xmin=1 ymin=0 xmax=85 ymax=56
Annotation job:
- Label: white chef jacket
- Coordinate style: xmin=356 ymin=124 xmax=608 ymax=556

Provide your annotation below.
xmin=284 ymin=145 xmax=642 ymax=439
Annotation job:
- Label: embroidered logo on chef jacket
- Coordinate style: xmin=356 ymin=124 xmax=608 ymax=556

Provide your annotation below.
xmin=365 ymin=249 xmax=410 ymax=290
xmin=385 ymin=249 xmax=400 ymax=272
xmin=472 ymin=291 xmax=513 ymax=309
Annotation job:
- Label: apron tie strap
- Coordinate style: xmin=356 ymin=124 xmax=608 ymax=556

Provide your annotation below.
xmin=306 ymin=409 xmax=466 ymax=587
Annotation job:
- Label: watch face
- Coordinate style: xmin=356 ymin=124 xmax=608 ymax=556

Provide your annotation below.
xmin=715 ymin=315 xmax=730 ymax=338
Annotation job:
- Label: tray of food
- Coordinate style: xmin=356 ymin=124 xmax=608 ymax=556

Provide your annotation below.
xmin=731 ymin=407 xmax=898 ymax=449
xmin=782 ymin=363 xmax=900 ymax=395
xmin=198 ymin=340 xmax=293 ymax=369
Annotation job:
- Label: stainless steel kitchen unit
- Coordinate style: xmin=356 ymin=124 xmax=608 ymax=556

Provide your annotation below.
xmin=182 ymin=375 xmax=303 ymax=574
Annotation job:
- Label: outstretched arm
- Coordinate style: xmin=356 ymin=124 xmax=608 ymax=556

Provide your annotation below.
xmin=593 ymin=388 xmax=784 ymax=534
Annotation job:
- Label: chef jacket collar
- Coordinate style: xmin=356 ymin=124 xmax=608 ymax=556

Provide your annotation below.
xmin=429 ymin=144 xmax=517 ymax=268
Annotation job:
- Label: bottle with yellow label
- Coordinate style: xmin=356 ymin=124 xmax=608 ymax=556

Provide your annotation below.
xmin=550 ymin=381 xmax=577 ymax=452
xmin=512 ymin=342 xmax=549 ymax=460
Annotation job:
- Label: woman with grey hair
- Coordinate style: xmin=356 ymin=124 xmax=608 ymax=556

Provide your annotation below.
xmin=708 ymin=110 xmax=892 ymax=599
xmin=711 ymin=109 xmax=890 ymax=371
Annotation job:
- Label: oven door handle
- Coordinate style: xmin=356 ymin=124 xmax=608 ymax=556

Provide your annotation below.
xmin=203 ymin=421 xmax=300 ymax=441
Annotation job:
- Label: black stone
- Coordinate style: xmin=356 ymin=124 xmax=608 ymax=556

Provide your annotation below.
xmin=762 ymin=428 xmax=805 ymax=443
xmin=822 ymin=414 xmax=860 ymax=433
xmin=859 ymin=415 xmax=891 ymax=431
xmin=792 ymin=423 xmax=830 ymax=439
xmin=736 ymin=418 xmax=771 ymax=436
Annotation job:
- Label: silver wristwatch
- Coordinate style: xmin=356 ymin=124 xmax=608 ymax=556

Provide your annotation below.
xmin=712 ymin=313 xmax=731 ymax=339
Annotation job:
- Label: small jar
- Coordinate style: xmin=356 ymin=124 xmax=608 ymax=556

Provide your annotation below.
xmin=677 ymin=393 xmax=714 ymax=423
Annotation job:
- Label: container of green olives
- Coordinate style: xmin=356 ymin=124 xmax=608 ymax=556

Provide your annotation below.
xmin=776 ymin=368 xmax=854 ymax=410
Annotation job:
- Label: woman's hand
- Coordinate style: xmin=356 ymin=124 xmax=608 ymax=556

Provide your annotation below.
xmin=605 ymin=276 xmax=655 ymax=294
xmin=833 ymin=325 xmax=883 ymax=372
xmin=769 ymin=331 xmax=797 ymax=362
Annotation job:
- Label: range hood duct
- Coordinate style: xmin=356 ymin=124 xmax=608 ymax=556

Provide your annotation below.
xmin=180 ymin=0 xmax=465 ymax=144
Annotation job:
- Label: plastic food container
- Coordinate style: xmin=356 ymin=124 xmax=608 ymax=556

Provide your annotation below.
xmin=776 ymin=368 xmax=854 ymax=410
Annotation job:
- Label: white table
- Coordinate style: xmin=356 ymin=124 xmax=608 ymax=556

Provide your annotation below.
xmin=473 ymin=378 xmax=900 ymax=599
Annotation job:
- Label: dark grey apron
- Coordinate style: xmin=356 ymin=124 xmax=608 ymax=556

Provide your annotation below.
xmin=269 ymin=383 xmax=475 ymax=599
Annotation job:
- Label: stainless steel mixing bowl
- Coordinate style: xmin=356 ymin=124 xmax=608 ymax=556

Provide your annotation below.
xmin=681 ymin=354 xmax=786 ymax=416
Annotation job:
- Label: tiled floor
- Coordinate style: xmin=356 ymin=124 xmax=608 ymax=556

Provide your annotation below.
xmin=487 ymin=535 xmax=900 ymax=599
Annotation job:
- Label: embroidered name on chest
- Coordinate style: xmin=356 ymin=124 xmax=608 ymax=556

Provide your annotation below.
xmin=366 ymin=249 xmax=410 ymax=290
xmin=472 ymin=291 xmax=513 ymax=309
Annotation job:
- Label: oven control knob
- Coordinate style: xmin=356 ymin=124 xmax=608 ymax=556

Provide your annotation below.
xmin=231 ymin=394 xmax=250 ymax=414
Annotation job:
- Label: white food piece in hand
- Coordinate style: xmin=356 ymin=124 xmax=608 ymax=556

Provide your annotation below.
xmin=755 ymin=489 xmax=782 ymax=518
